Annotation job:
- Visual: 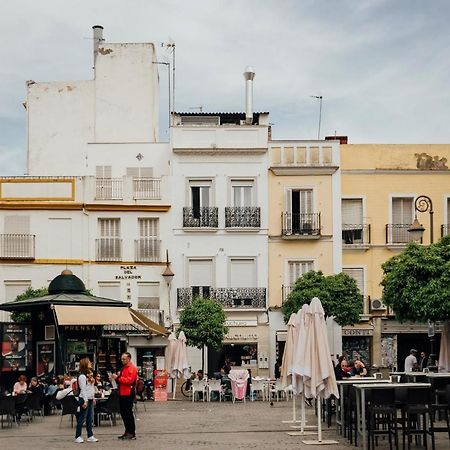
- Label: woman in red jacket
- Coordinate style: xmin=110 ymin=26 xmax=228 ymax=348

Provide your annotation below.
xmin=110 ymin=352 xmax=138 ymax=440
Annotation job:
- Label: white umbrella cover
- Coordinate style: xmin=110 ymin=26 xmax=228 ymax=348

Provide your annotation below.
xmin=291 ymin=304 xmax=310 ymax=395
xmin=165 ymin=331 xmax=177 ymax=374
xmin=438 ymin=320 xmax=450 ymax=371
xmin=281 ymin=312 xmax=298 ymax=389
xmin=171 ymin=330 xmax=190 ymax=380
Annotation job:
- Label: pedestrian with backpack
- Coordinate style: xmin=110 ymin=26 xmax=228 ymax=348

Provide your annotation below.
xmin=74 ymin=357 xmax=98 ymax=443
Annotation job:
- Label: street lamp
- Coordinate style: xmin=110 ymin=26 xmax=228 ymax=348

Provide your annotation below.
xmin=427 ymin=320 xmax=437 ymax=371
xmin=162 ymin=250 xmax=174 ymax=330
xmin=407 ymin=195 xmax=434 ymax=244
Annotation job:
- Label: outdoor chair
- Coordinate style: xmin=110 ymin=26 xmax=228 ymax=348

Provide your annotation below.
xmin=25 ymin=391 xmax=44 ymax=421
xmin=59 ymin=395 xmax=79 ymax=428
xmin=191 ymin=379 xmax=207 ymax=402
xmin=269 ymin=379 xmax=288 ymax=402
xmin=367 ymin=387 xmax=398 ymax=450
xmin=207 ymin=379 xmax=224 ymax=402
xmin=15 ymin=394 xmax=30 ymax=423
xmin=134 ymin=378 xmax=147 ymax=412
xmin=221 ymin=378 xmax=233 ymax=401
xmin=250 ymin=378 xmax=266 ymax=401
xmin=0 ymin=396 xmax=16 ymax=428
xmin=400 ymin=387 xmax=435 ymax=450
xmin=97 ymin=390 xmax=120 ymax=427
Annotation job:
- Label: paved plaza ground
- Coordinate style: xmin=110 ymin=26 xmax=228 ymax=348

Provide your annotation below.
xmin=1 ymin=397 xmax=449 ymax=450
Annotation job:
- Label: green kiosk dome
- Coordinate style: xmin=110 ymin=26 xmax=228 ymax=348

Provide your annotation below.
xmin=48 ymin=269 xmax=87 ymax=295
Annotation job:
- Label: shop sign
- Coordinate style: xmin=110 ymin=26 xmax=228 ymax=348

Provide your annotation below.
xmin=342 ymin=328 xmax=373 ymax=336
xmin=115 ymin=265 xmax=142 ymax=280
xmin=1 ymin=323 xmax=32 ymax=372
xmin=225 ymin=320 xmax=257 ymax=327
xmin=63 ymin=325 xmax=96 ymax=331
xmin=225 ymin=332 xmax=258 ymax=341
xmin=153 ymin=369 xmax=168 ymax=402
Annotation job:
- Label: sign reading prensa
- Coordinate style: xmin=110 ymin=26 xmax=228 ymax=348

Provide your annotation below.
xmin=115 ymin=265 xmax=142 ymax=280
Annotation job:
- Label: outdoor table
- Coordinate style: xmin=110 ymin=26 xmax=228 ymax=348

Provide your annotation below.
xmin=355 ymin=382 xmax=431 ymax=450
xmin=336 ymin=377 xmax=390 ymax=435
xmin=404 ymin=372 xmax=427 ymax=382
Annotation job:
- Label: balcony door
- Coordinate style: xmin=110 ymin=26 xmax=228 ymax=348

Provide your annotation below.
xmin=230 ymin=258 xmax=256 ymax=306
xmin=391 ymin=197 xmax=414 ymax=243
xmin=98 ymin=218 xmax=121 ymax=260
xmin=286 ymin=189 xmax=313 ymax=233
xmin=189 ymin=258 xmax=213 ymax=298
xmin=190 ymin=183 xmax=211 ymax=219
xmin=232 ymin=181 xmax=254 ymax=207
xmin=137 ymin=218 xmax=159 ymax=261
xmin=288 ymin=260 xmax=314 ymax=286
xmin=342 ymin=199 xmax=363 ymax=244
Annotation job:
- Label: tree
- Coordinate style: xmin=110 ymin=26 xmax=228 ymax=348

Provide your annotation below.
xmin=281 ymin=270 xmax=362 ymax=326
xmin=381 ymin=235 xmax=450 ymax=322
xmin=11 ymin=287 xmax=48 ymax=323
xmin=178 ymin=296 xmax=228 ymax=372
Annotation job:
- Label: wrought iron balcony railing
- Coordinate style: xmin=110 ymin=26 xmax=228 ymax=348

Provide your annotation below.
xmin=135 ymin=238 xmax=161 ymax=262
xmin=177 ymin=287 xmax=266 ymax=309
xmin=281 ymin=212 xmax=321 ymax=236
xmin=342 ymin=224 xmax=371 ymax=245
xmin=385 ymin=224 xmax=419 ymax=244
xmin=95 ymin=178 xmax=123 ymax=200
xmin=96 ymin=237 xmax=122 ymax=261
xmin=225 ymin=207 xmax=261 ymax=228
xmin=133 ymin=178 xmax=161 ymax=199
xmin=441 ymin=224 xmax=450 ymax=237
xmin=0 ymin=234 xmax=35 ymax=259
xmin=183 ymin=207 xmax=218 ymax=228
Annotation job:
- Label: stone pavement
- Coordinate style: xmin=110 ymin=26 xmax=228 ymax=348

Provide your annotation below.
xmin=1 ymin=397 xmax=449 ymax=450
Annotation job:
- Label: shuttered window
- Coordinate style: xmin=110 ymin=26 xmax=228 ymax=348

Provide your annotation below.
xmin=96 ymin=166 xmax=112 ymax=178
xmin=3 ymin=280 xmax=32 ymax=322
xmin=137 ymin=282 xmax=160 ymax=309
xmin=99 ymin=218 xmax=120 ymax=237
xmin=286 ymin=189 xmax=313 ymax=214
xmin=4 ymin=216 xmax=30 ymax=234
xmin=138 ymin=218 xmax=158 ymax=237
xmin=342 ymin=268 xmax=364 ymax=294
xmin=392 ymin=197 xmax=413 ymax=224
xmin=231 ymin=180 xmax=254 ymax=207
xmin=288 ymin=261 xmax=314 ymax=286
xmin=342 ymin=199 xmax=363 ymax=225
xmin=230 ymin=258 xmax=256 ymax=287
xmin=98 ymin=281 xmax=120 ymax=300
xmin=126 ymin=167 xmax=153 ymax=178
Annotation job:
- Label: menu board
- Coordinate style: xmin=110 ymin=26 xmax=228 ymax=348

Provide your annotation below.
xmin=36 ymin=341 xmax=55 ymax=377
xmin=1 ymin=323 xmax=32 ymax=372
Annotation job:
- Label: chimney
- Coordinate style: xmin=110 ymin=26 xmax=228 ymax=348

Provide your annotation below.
xmin=325 ymin=135 xmax=348 ymax=145
xmin=243 ymin=66 xmax=255 ymax=125
xmin=92 ymin=25 xmax=104 ymax=67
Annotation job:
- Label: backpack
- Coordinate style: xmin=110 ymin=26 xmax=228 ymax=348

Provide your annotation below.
xmin=72 ymin=376 xmax=81 ymax=397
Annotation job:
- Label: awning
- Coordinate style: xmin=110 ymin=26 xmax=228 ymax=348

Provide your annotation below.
xmin=129 ymin=308 xmax=168 ymax=336
xmin=53 ymin=305 xmax=135 ymax=326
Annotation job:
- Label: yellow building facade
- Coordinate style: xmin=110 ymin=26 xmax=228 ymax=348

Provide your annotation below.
xmin=341 ymin=144 xmax=450 ymax=370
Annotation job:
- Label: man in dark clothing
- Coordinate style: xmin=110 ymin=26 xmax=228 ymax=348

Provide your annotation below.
xmin=418 ymin=351 xmax=428 ymax=371
xmin=111 ymin=352 xmax=138 ymax=440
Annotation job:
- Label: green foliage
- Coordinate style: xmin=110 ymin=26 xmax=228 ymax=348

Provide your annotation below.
xmin=381 ymin=235 xmax=450 ymax=322
xmin=11 ymin=287 xmax=48 ymax=323
xmin=178 ymin=297 xmax=228 ymax=350
xmin=281 ymin=270 xmax=362 ymax=326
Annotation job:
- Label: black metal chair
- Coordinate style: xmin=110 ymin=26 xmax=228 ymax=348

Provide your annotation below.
xmin=0 ymin=396 xmax=16 ymax=428
xmin=25 ymin=391 xmax=44 ymax=421
xmin=401 ymin=387 xmax=435 ymax=450
xmin=96 ymin=390 xmax=120 ymax=427
xmin=14 ymin=394 xmax=29 ymax=423
xmin=59 ymin=395 xmax=79 ymax=427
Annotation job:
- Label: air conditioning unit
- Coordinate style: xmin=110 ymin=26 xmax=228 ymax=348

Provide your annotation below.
xmin=371 ymin=298 xmax=387 ymax=311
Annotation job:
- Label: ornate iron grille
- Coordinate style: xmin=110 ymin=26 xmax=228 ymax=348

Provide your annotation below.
xmin=281 ymin=212 xmax=321 ymax=236
xmin=225 ymin=207 xmax=261 ymax=228
xmin=183 ymin=207 xmax=218 ymax=228
xmin=177 ymin=287 xmax=266 ymax=309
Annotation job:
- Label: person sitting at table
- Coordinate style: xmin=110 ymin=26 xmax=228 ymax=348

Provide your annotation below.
xmin=351 ymin=359 xmax=368 ymax=377
xmin=334 ymin=356 xmax=351 ymax=380
xmin=196 ymin=369 xmax=204 ymax=380
xmin=94 ymin=373 xmax=104 ymax=391
xmin=29 ymin=377 xmax=44 ymax=396
xmin=13 ymin=375 xmax=28 ymax=395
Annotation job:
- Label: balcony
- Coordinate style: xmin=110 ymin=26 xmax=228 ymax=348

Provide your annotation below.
xmin=441 ymin=224 xmax=450 ymax=237
xmin=183 ymin=207 xmax=218 ymax=228
xmin=177 ymin=287 xmax=266 ymax=309
xmin=137 ymin=308 xmax=165 ymax=326
xmin=342 ymin=224 xmax=371 ymax=249
xmin=0 ymin=234 xmax=35 ymax=259
xmin=96 ymin=238 xmax=122 ymax=261
xmin=385 ymin=224 xmax=419 ymax=245
xmin=225 ymin=207 xmax=261 ymax=228
xmin=135 ymin=238 xmax=161 ymax=262
xmin=95 ymin=178 xmax=123 ymax=200
xmin=133 ymin=178 xmax=161 ymax=200
xmin=281 ymin=213 xmax=321 ymax=238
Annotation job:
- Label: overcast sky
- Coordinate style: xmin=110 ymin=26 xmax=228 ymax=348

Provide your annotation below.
xmin=1 ymin=0 xmax=450 ymax=175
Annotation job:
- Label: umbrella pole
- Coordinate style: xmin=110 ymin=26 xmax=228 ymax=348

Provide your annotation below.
xmin=293 ymin=394 xmax=296 ymax=422
xmin=172 ymin=377 xmax=177 ymax=400
xmin=302 ymin=394 xmax=338 ymax=445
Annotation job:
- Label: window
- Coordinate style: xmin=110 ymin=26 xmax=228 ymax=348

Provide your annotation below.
xmin=4 ymin=216 xmax=30 ymax=234
xmin=288 ymin=260 xmax=314 ymax=286
xmin=3 ymin=280 xmax=31 ymax=322
xmin=97 ymin=218 xmax=121 ymax=261
xmin=2 ymin=216 xmax=33 ymax=259
xmin=137 ymin=282 xmax=159 ymax=309
xmin=190 ymin=181 xmax=212 ymax=219
xmin=136 ymin=218 xmax=159 ymax=261
xmin=231 ymin=180 xmax=254 ymax=207
xmin=126 ymin=167 xmax=153 ymax=178
xmin=98 ymin=281 xmax=121 ymax=300
xmin=189 ymin=258 xmax=213 ymax=297
xmin=342 ymin=268 xmax=364 ymax=294
xmin=230 ymin=258 xmax=256 ymax=287
xmin=342 ymin=199 xmax=363 ymax=244
xmin=96 ymin=166 xmax=112 ymax=178
xmin=391 ymin=197 xmax=414 ymax=243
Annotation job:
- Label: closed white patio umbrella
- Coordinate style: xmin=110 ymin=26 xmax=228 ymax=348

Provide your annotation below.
xmin=165 ymin=332 xmax=178 ymax=398
xmin=438 ymin=320 xmax=450 ymax=371
xmin=171 ymin=331 xmax=190 ymax=399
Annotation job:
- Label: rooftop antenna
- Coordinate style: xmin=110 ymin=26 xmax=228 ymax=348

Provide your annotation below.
xmin=310 ymin=95 xmax=323 ymax=140
xmin=162 ymin=40 xmax=176 ymax=124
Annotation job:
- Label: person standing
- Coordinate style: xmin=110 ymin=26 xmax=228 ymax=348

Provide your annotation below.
xmin=75 ymin=358 xmax=98 ymax=443
xmin=404 ymin=349 xmax=418 ymax=372
xmin=418 ymin=351 xmax=428 ymax=371
xmin=111 ymin=352 xmax=138 ymax=440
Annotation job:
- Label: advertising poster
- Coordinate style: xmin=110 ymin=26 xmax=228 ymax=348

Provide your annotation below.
xmin=36 ymin=341 xmax=55 ymax=377
xmin=1 ymin=323 xmax=31 ymax=372
xmin=153 ymin=369 xmax=168 ymax=401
